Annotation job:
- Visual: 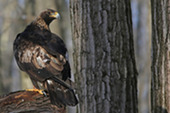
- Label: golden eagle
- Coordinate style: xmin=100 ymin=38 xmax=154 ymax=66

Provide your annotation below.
xmin=13 ymin=9 xmax=78 ymax=107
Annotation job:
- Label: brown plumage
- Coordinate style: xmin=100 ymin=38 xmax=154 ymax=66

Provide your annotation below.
xmin=13 ymin=9 xmax=78 ymax=107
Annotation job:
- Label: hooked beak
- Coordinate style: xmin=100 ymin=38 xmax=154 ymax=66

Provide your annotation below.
xmin=50 ymin=12 xmax=60 ymax=19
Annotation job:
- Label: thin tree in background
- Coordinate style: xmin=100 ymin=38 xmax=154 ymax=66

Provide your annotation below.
xmin=0 ymin=0 xmax=19 ymax=94
xmin=70 ymin=0 xmax=138 ymax=113
xmin=131 ymin=0 xmax=151 ymax=113
xmin=151 ymin=0 xmax=170 ymax=112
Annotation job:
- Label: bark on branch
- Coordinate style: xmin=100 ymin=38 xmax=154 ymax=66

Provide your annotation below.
xmin=0 ymin=90 xmax=66 ymax=113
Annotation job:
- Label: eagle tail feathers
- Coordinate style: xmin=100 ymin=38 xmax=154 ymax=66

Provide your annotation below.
xmin=46 ymin=79 xmax=78 ymax=107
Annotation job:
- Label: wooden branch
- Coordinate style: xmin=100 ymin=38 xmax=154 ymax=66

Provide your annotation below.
xmin=0 ymin=90 xmax=66 ymax=113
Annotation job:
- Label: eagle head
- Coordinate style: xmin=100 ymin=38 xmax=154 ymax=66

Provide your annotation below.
xmin=40 ymin=9 xmax=60 ymax=25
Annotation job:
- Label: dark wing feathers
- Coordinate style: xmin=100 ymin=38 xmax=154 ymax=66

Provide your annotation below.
xmin=43 ymin=33 xmax=67 ymax=57
xmin=14 ymin=33 xmax=67 ymax=81
xmin=62 ymin=61 xmax=71 ymax=80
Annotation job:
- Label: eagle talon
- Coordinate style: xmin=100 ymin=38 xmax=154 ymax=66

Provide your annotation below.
xmin=42 ymin=90 xmax=48 ymax=97
xmin=26 ymin=89 xmax=44 ymax=95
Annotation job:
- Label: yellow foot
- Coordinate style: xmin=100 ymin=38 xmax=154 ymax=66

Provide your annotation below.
xmin=26 ymin=89 xmax=44 ymax=95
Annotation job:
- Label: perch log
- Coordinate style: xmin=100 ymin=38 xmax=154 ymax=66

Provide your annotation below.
xmin=0 ymin=90 xmax=66 ymax=113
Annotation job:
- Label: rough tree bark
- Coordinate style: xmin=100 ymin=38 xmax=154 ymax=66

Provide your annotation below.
xmin=151 ymin=0 xmax=170 ymax=113
xmin=70 ymin=0 xmax=138 ymax=113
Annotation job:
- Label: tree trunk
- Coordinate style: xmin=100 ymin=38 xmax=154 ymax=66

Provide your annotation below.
xmin=70 ymin=0 xmax=138 ymax=113
xmin=151 ymin=0 xmax=170 ymax=113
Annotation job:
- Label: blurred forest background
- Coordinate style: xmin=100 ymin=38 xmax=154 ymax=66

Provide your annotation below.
xmin=0 ymin=0 xmax=151 ymax=113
